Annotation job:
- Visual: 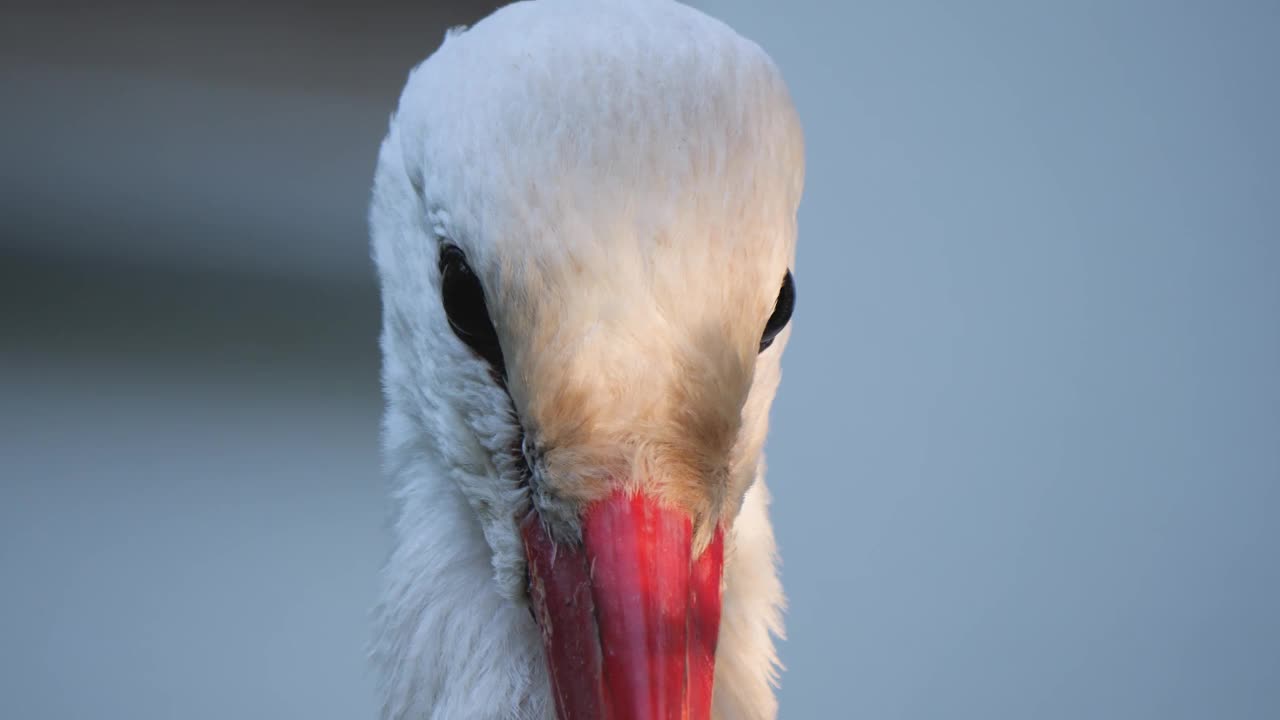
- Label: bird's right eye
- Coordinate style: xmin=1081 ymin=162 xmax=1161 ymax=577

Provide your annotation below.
xmin=439 ymin=244 xmax=506 ymax=376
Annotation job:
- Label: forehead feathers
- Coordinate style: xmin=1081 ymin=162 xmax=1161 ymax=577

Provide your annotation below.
xmin=386 ymin=0 xmax=803 ymax=518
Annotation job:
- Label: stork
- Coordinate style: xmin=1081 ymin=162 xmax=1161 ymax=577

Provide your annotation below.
xmin=368 ymin=1 xmax=804 ymax=718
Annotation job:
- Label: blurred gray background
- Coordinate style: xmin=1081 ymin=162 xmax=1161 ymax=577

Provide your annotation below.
xmin=2 ymin=1 xmax=1277 ymax=718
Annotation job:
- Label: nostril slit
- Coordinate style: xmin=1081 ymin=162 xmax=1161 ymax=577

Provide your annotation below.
xmin=511 ymin=433 xmax=533 ymax=490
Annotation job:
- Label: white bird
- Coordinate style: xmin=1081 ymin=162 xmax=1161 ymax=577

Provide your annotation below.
xmin=368 ymin=1 xmax=804 ymax=718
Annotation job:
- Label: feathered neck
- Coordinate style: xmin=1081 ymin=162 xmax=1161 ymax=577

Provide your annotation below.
xmin=371 ymin=449 xmax=785 ymax=720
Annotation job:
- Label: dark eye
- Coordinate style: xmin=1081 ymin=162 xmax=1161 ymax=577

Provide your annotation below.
xmin=759 ymin=270 xmax=796 ymax=352
xmin=439 ymin=244 xmax=505 ymax=376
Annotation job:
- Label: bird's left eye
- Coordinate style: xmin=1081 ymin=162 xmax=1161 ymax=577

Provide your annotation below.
xmin=439 ymin=244 xmax=506 ymax=376
xmin=759 ymin=270 xmax=795 ymax=352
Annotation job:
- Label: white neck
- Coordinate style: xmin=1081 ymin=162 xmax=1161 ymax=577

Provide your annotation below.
xmin=372 ymin=455 xmax=785 ymax=720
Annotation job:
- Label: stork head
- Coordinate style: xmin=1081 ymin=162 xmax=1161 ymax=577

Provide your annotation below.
xmin=371 ymin=1 xmax=803 ymax=717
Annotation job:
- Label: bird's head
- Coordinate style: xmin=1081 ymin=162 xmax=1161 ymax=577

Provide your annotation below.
xmin=371 ymin=1 xmax=802 ymax=717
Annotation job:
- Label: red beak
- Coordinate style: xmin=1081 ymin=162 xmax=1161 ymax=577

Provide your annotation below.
xmin=522 ymin=489 xmax=725 ymax=720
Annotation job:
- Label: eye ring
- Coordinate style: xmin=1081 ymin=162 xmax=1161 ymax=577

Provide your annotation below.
xmin=439 ymin=243 xmax=506 ymax=376
xmin=759 ymin=270 xmax=795 ymax=352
